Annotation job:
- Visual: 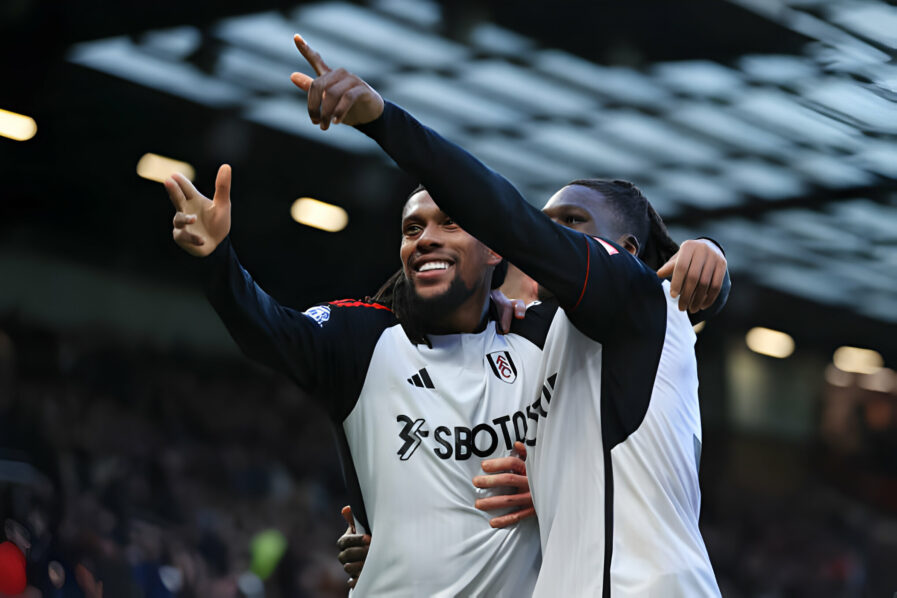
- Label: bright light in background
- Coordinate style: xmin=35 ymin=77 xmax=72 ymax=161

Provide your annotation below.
xmin=745 ymin=327 xmax=795 ymax=358
xmin=137 ymin=153 xmax=195 ymax=183
xmin=858 ymin=367 xmax=897 ymax=393
xmin=290 ymin=198 xmax=348 ymax=232
xmin=832 ymin=346 xmax=884 ymax=375
xmin=824 ymin=363 xmax=852 ymax=387
xmin=0 ymin=108 xmax=37 ymax=141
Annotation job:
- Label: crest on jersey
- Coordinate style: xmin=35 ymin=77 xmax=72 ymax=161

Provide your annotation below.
xmin=487 ymin=351 xmax=517 ymax=384
xmin=302 ymin=305 xmax=331 ymax=327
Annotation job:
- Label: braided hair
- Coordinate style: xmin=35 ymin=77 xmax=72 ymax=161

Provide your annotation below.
xmin=565 ymin=179 xmax=679 ymax=271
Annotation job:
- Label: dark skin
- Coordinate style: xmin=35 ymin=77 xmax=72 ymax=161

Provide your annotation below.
xmin=337 ymin=506 xmax=370 ymax=588
xmin=542 ymin=185 xmax=639 ymax=254
xmin=400 ymin=191 xmax=503 ymax=334
xmin=543 ymin=185 xmax=727 ymax=313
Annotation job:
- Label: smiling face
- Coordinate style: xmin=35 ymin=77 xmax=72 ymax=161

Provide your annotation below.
xmin=400 ymin=190 xmax=501 ymax=306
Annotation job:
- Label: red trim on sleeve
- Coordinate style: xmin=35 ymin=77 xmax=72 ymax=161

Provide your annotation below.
xmin=573 ymin=235 xmax=591 ymax=311
xmin=328 ymin=299 xmax=392 ymax=311
xmin=594 ymin=237 xmax=619 ymax=255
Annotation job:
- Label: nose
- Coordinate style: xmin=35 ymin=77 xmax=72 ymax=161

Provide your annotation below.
xmin=416 ymin=222 xmax=444 ymax=251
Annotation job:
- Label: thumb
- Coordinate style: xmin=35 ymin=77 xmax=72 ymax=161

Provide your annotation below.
xmin=214 ymin=164 xmax=231 ymax=207
xmin=341 ymin=505 xmax=356 ymax=532
xmin=290 ymin=72 xmax=313 ymax=92
xmin=656 ymin=256 xmax=675 ymax=279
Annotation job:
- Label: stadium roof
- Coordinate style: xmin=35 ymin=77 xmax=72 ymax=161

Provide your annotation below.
xmin=2 ymin=0 xmax=895 ymax=356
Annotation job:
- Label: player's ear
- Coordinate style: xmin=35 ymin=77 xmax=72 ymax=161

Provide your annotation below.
xmin=485 ymin=248 xmax=502 ymax=267
xmin=616 ymin=234 xmax=639 ymax=256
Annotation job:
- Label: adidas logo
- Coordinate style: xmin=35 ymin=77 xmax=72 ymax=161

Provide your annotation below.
xmin=407 ymin=368 xmax=435 ymax=389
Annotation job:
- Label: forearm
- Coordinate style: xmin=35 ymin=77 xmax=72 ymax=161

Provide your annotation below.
xmin=357 ymin=102 xmax=589 ymax=308
xmin=202 ymin=237 xmax=316 ymax=385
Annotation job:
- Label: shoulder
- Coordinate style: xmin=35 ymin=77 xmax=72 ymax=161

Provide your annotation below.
xmin=301 ymin=298 xmax=397 ymax=331
xmin=509 ymin=300 xmax=560 ymax=350
xmin=328 ymin=299 xmax=393 ymax=312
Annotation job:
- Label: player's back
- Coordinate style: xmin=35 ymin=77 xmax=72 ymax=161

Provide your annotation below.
xmin=527 ymin=282 xmax=720 ymax=597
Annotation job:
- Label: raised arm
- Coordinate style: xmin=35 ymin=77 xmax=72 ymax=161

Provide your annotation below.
xmin=289 ymin=37 xmax=655 ymax=340
xmin=164 ymin=167 xmax=389 ymax=421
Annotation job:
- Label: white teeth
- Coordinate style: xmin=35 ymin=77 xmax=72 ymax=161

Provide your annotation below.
xmin=419 ymin=261 xmax=450 ymax=272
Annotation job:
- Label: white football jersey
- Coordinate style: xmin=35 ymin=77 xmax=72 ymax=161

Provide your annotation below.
xmin=355 ymin=100 xmax=728 ymax=597
xmin=527 ymin=281 xmax=720 ymax=597
xmin=202 ymin=239 xmax=543 ymax=597
xmin=343 ymin=321 xmax=543 ymax=597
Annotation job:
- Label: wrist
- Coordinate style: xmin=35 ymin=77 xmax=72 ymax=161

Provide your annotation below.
xmin=696 ymin=237 xmax=725 ymax=257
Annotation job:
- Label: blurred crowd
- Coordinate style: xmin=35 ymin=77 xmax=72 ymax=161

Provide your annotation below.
xmin=0 ymin=319 xmax=350 ymax=597
xmin=1 ymin=317 xmax=895 ymax=597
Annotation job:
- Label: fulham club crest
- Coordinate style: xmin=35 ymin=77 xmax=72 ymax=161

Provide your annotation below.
xmin=487 ymin=351 xmax=517 ymax=384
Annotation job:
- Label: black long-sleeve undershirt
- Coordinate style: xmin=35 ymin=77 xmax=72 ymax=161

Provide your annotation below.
xmin=357 ymin=102 xmax=729 ymax=341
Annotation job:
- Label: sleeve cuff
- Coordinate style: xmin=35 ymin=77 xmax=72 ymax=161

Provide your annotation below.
xmin=697 ymin=236 xmax=726 ymax=257
xmin=354 ymin=101 xmax=397 ymax=140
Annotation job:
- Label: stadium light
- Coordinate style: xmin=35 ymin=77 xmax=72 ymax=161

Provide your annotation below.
xmin=291 ymin=197 xmax=348 ymax=232
xmin=0 ymin=108 xmax=37 ymax=141
xmin=745 ymin=327 xmax=794 ymax=358
xmin=137 ymin=153 xmax=195 ymax=183
xmin=832 ymin=346 xmax=883 ymax=375
xmin=858 ymin=367 xmax=896 ymax=393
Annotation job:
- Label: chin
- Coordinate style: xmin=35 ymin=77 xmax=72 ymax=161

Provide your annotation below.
xmin=406 ymin=274 xmax=477 ymax=318
xmin=412 ymin=283 xmax=452 ymax=303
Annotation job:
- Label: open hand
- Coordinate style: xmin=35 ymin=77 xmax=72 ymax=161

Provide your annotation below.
xmin=655 ymin=239 xmax=726 ymax=313
xmin=473 ymin=441 xmax=535 ymax=528
xmin=289 ymin=34 xmax=384 ymax=130
xmin=164 ymin=165 xmax=232 ymax=257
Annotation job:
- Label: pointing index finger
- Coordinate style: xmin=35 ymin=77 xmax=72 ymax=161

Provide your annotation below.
xmin=294 ymin=34 xmax=331 ymax=76
xmin=164 ymin=178 xmax=186 ymax=211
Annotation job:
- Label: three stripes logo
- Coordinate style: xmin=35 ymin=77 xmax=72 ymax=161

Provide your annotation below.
xmin=487 ymin=351 xmax=517 ymax=384
xmin=407 ymin=368 xmax=435 ymax=389
xmin=397 ymin=415 xmax=428 ymax=461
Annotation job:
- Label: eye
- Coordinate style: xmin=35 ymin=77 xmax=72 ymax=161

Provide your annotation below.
xmin=443 ymin=218 xmax=457 ymax=228
xmin=564 ymin=214 xmax=586 ymax=225
xmin=404 ymin=223 xmax=423 ymax=236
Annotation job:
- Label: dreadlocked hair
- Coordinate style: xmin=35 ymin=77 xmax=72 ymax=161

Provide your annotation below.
xmin=566 ymin=178 xmax=679 ymax=270
xmin=365 ymin=268 xmax=426 ymax=345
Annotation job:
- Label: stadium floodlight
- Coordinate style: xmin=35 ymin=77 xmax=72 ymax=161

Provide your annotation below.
xmin=0 ymin=108 xmax=37 ymax=141
xmin=745 ymin=327 xmax=795 ymax=359
xmin=291 ymin=197 xmax=348 ymax=232
xmin=832 ymin=346 xmax=884 ymax=375
xmin=137 ymin=153 xmax=195 ymax=183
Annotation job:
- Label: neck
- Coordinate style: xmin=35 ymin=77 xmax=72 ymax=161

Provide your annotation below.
xmin=427 ymin=284 xmax=491 ymax=335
